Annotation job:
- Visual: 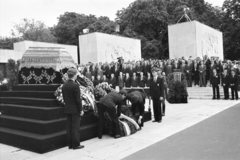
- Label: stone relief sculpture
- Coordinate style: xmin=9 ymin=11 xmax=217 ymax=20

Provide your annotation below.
xmin=105 ymin=44 xmax=136 ymax=62
xmin=201 ymin=33 xmax=219 ymax=58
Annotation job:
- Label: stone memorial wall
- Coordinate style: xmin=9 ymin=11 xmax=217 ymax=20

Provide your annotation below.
xmin=79 ymin=32 xmax=141 ymax=64
xmin=168 ymin=21 xmax=223 ymax=60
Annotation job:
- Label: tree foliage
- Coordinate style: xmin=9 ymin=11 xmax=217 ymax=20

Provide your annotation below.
xmin=0 ymin=37 xmax=22 ymax=49
xmin=221 ymin=0 xmax=240 ymax=60
xmin=12 ymin=18 xmax=57 ymax=43
xmin=52 ymin=13 xmax=118 ymax=45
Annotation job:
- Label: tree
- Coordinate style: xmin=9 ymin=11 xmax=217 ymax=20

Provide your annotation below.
xmin=116 ymin=0 xmax=169 ymax=58
xmin=52 ymin=12 xmax=97 ymax=45
xmin=12 ymin=18 xmax=57 ymax=43
xmin=221 ymin=0 xmax=240 ymax=60
xmin=0 ymin=37 xmax=22 ymax=49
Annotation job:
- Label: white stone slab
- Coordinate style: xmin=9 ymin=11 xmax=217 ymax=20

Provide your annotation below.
xmin=79 ymin=32 xmax=141 ymax=64
xmin=168 ymin=21 xmax=223 ymax=60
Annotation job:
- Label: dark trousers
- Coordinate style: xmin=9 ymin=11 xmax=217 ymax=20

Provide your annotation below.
xmin=66 ymin=114 xmax=81 ymax=148
xmin=152 ymin=98 xmax=162 ymax=121
xmin=132 ymin=103 xmax=144 ymax=127
xmin=193 ymin=72 xmax=199 ymax=85
xmin=212 ymin=85 xmax=220 ymax=99
xmin=97 ymin=103 xmax=120 ymax=137
xmin=231 ymin=86 xmax=239 ymax=100
xmin=186 ymin=73 xmax=192 ymax=87
xmin=199 ymin=74 xmax=206 ymax=87
xmin=223 ymin=85 xmax=229 ymax=99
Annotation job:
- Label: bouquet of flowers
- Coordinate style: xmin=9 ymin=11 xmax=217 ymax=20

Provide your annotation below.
xmin=55 ymin=71 xmax=96 ymax=113
xmin=94 ymin=82 xmax=117 ymax=101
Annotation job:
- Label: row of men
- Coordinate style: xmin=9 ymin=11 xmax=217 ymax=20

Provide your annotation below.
xmin=211 ymin=68 xmax=239 ymax=100
xmin=80 ymin=59 xmax=240 ymax=88
xmin=61 ymin=67 xmax=166 ymax=149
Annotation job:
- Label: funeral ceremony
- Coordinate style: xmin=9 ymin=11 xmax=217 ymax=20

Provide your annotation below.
xmin=0 ymin=0 xmax=240 ymax=159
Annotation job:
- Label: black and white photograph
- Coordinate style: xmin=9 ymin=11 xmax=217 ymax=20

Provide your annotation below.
xmin=0 ymin=0 xmax=240 ymax=159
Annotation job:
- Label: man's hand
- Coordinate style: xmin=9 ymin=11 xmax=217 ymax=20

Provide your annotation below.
xmin=80 ymin=111 xmax=84 ymax=116
xmin=138 ymin=116 xmax=142 ymax=124
xmin=160 ymin=97 xmax=163 ymax=100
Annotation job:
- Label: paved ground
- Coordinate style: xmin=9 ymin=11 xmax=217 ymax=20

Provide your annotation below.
xmin=124 ymin=103 xmax=240 ymax=160
xmin=1 ymin=99 xmax=239 ymax=160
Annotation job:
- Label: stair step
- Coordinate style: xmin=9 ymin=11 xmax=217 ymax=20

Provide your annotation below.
xmin=0 ymin=123 xmax=98 ymax=153
xmin=0 ymin=91 xmax=55 ymax=99
xmin=13 ymin=84 xmax=60 ymax=91
xmin=0 ymin=104 xmax=64 ymax=120
xmin=0 ymin=97 xmax=59 ymax=107
xmin=0 ymin=115 xmax=66 ymax=134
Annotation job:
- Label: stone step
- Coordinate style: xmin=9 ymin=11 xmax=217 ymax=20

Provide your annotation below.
xmin=13 ymin=84 xmax=60 ymax=91
xmin=0 ymin=123 xmax=98 ymax=153
xmin=0 ymin=104 xmax=65 ymax=120
xmin=0 ymin=97 xmax=59 ymax=107
xmin=0 ymin=115 xmax=66 ymax=135
xmin=0 ymin=91 xmax=55 ymax=99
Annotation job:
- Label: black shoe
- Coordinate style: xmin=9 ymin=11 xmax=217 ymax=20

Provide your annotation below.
xmin=152 ymin=120 xmax=158 ymax=122
xmin=98 ymin=136 xmax=102 ymax=139
xmin=73 ymin=145 xmax=84 ymax=150
xmin=158 ymin=120 xmax=162 ymax=123
xmin=114 ymin=134 xmax=122 ymax=139
xmin=68 ymin=146 xmax=73 ymax=149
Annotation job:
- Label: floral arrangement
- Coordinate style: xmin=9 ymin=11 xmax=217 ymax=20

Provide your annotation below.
xmin=94 ymin=82 xmax=117 ymax=101
xmin=54 ymin=71 xmax=96 ymax=113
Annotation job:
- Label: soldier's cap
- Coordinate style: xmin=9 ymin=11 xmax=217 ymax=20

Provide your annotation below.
xmin=67 ymin=67 xmax=78 ymax=77
xmin=119 ymin=89 xmax=128 ymax=95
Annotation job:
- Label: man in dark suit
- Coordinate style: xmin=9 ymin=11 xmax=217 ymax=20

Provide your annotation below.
xmin=62 ymin=68 xmax=84 ymax=150
xmin=131 ymin=72 xmax=139 ymax=87
xmin=109 ymin=73 xmax=117 ymax=89
xmin=222 ymin=69 xmax=230 ymax=99
xmin=97 ymin=91 xmax=126 ymax=139
xmin=186 ymin=60 xmax=193 ymax=87
xmin=211 ymin=69 xmax=220 ymax=99
xmin=125 ymin=90 xmax=146 ymax=128
xmin=150 ymin=67 xmax=164 ymax=123
xmin=124 ymin=73 xmax=131 ymax=88
xmin=229 ymin=70 xmax=239 ymax=100
xmin=193 ymin=60 xmax=199 ymax=86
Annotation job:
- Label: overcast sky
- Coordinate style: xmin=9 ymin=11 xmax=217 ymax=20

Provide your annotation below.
xmin=0 ymin=0 xmax=225 ymax=37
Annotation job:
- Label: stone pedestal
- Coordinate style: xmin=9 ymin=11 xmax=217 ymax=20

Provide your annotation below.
xmin=168 ymin=21 xmax=223 ymax=60
xmin=79 ymin=32 xmax=141 ymax=64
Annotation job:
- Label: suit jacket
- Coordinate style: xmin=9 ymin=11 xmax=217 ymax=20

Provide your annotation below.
xmin=180 ymin=65 xmax=187 ymax=74
xmin=139 ymin=76 xmax=146 ymax=87
xmin=146 ymin=77 xmax=152 ymax=87
xmin=99 ymin=92 xmax=124 ymax=116
xmin=164 ymin=65 xmax=173 ymax=75
xmin=109 ymin=77 xmax=117 ymax=88
xmin=124 ymin=77 xmax=131 ymax=87
xmin=211 ymin=74 xmax=220 ymax=86
xmin=229 ymin=75 xmax=238 ymax=88
xmin=222 ymin=74 xmax=230 ymax=87
xmin=131 ymin=77 xmax=139 ymax=87
xmin=198 ymin=65 xmax=206 ymax=76
xmin=150 ymin=77 xmax=164 ymax=99
xmin=126 ymin=91 xmax=145 ymax=117
xmin=118 ymin=76 xmax=124 ymax=88
xmin=62 ymin=79 xmax=82 ymax=114
xmin=186 ymin=63 xmax=193 ymax=74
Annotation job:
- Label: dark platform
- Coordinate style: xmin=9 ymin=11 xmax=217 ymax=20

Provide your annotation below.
xmin=0 ymin=84 xmax=151 ymax=153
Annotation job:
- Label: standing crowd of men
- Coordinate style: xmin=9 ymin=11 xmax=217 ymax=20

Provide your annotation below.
xmin=79 ymin=56 xmax=240 ymax=100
